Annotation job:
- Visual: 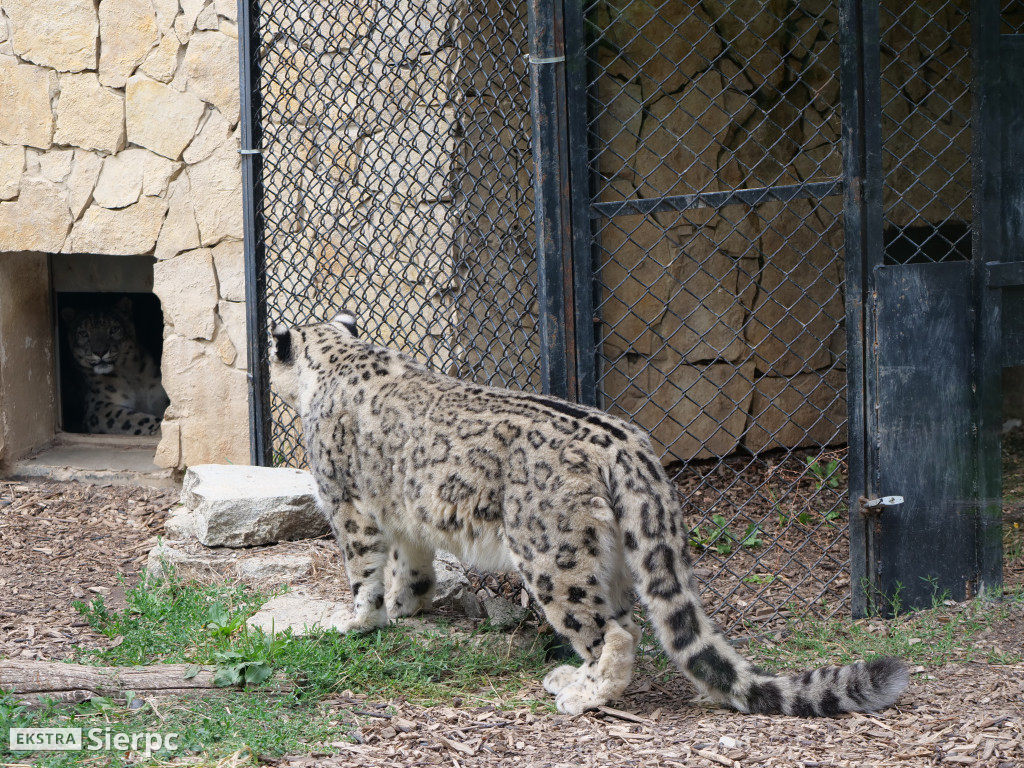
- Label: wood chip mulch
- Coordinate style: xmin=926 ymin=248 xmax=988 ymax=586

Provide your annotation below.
xmin=267 ymin=661 xmax=1023 ymax=768
xmin=1 ymin=479 xmax=1023 ymax=768
xmin=0 ymin=479 xmax=178 ymax=661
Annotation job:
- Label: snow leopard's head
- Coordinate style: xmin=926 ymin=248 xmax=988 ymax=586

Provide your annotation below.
xmin=270 ymin=310 xmax=360 ymax=407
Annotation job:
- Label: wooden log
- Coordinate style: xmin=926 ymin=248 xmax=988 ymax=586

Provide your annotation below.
xmin=0 ymin=660 xmax=294 ymax=707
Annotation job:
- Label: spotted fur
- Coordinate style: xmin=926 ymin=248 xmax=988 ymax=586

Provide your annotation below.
xmin=62 ymin=300 xmax=168 ymax=436
xmin=270 ymin=312 xmax=909 ymax=716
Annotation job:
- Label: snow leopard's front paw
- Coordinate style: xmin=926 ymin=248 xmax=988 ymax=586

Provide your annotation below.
xmin=329 ymin=606 xmax=388 ymax=634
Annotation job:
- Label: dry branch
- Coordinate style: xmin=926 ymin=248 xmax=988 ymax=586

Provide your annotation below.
xmin=0 ymin=660 xmax=293 ymax=707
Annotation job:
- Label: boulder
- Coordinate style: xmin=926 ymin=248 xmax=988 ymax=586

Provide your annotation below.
xmin=180 ymin=464 xmax=329 ymax=547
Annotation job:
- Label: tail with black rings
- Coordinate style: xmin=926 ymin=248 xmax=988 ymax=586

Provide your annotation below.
xmin=612 ymin=453 xmax=909 ymax=716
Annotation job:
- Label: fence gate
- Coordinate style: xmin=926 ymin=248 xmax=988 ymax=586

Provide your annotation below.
xmin=239 ymin=0 xmax=1009 ymax=626
xmin=841 ymin=0 xmax=1010 ymax=615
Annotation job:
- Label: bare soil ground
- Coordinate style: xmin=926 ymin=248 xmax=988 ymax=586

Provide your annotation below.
xmin=1 ymin=468 xmax=1022 ymax=767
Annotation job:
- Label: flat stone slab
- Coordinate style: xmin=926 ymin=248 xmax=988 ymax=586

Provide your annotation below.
xmin=181 ymin=464 xmax=329 ymax=547
xmin=145 ymin=540 xmax=315 ymax=584
xmin=236 ymin=553 xmax=313 ymax=583
xmin=246 ymin=590 xmax=343 ymax=636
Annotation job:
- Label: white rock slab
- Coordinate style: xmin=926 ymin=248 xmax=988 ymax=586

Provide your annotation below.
xmin=247 ymin=589 xmax=343 ymax=636
xmin=236 ymin=553 xmax=313 ymax=583
xmin=181 ymin=464 xmax=329 ymax=547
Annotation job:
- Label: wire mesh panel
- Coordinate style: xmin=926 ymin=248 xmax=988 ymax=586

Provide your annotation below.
xmin=583 ymin=0 xmax=853 ymax=628
xmin=248 ymin=0 xmax=539 ymax=465
xmin=879 ymin=2 xmax=972 ymax=264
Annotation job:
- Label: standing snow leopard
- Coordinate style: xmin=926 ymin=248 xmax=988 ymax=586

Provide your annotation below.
xmin=62 ymin=298 xmax=169 ymax=436
xmin=270 ymin=311 xmax=909 ymax=716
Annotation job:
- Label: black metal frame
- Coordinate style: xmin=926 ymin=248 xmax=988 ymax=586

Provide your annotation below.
xmin=237 ymin=0 xmax=271 ymax=467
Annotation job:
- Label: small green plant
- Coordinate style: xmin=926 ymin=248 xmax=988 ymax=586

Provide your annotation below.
xmin=72 ymin=594 xmax=110 ymax=630
xmin=75 ymin=696 xmax=118 ymax=716
xmin=206 ymin=602 xmax=248 ymax=639
xmin=739 ymin=522 xmax=763 ymax=548
xmin=206 ymin=650 xmax=275 ymax=688
xmin=806 ymin=455 xmax=843 ymax=491
xmin=822 ymin=503 xmax=844 ymax=525
xmin=690 ymin=513 xmax=734 ymax=554
xmin=743 ymin=573 xmax=775 ymax=586
xmin=0 ymin=689 xmax=31 ymax=730
xmin=690 ymin=515 xmax=763 ymax=555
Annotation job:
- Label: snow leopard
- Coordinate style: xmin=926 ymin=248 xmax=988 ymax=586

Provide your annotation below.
xmin=270 ymin=311 xmax=909 ymax=716
xmin=62 ymin=299 xmax=169 ymax=436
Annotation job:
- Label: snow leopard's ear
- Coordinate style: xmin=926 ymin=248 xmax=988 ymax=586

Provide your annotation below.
xmin=272 ymin=324 xmax=293 ymax=363
xmin=330 ymin=309 xmax=358 ymax=338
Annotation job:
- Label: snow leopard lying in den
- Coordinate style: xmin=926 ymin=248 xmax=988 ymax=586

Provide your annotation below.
xmin=62 ymin=298 xmax=168 ymax=436
xmin=270 ymin=311 xmax=908 ymax=716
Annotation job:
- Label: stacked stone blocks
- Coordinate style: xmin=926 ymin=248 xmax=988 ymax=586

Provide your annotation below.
xmin=0 ymin=0 xmax=248 ymax=468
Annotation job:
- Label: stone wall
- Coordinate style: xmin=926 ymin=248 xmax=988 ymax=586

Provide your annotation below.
xmin=0 ymin=0 xmax=248 ymax=468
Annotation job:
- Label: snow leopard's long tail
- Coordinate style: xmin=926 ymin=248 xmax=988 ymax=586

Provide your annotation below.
xmin=612 ymin=455 xmax=909 ymax=716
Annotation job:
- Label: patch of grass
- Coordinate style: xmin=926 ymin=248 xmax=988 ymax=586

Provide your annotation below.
xmin=1 ymin=690 xmax=344 ymax=767
xmin=746 ymin=590 xmax=1024 ymax=672
xmin=73 ymin=574 xmax=273 ymax=667
xmin=1 ymin=572 xmax=552 ymax=765
xmin=75 ymin=572 xmax=548 ymax=703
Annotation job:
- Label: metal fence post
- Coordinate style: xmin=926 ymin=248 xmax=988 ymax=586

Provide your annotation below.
xmin=839 ymin=0 xmax=884 ymax=617
xmin=236 ymin=0 xmax=271 ymax=466
xmin=527 ymin=0 xmax=573 ymax=401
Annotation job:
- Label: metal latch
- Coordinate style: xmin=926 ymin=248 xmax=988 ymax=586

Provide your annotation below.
xmin=858 ymin=495 xmax=904 ymax=518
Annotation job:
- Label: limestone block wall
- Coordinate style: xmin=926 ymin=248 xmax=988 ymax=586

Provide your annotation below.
xmin=0 ymin=0 xmax=248 ymax=468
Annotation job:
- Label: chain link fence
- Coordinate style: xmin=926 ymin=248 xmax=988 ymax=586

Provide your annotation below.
xmin=250 ymin=0 xmax=539 ymax=467
xmin=244 ymin=0 xmax=981 ymax=628
xmin=585 ymin=0 xmax=851 ymax=628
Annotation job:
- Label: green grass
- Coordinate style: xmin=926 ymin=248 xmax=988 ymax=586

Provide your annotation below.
xmin=746 ymin=588 xmax=1024 ymax=672
xmin=2 ymin=571 xmax=549 ymax=766
xmin=71 ymin=571 xmax=548 ymax=702
xmin=1 ymin=689 xmax=344 ymax=767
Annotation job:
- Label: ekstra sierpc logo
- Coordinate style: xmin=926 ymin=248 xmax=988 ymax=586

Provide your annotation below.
xmin=9 ymin=727 xmax=179 ymax=755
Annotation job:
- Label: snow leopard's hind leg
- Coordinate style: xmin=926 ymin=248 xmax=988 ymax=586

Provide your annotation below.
xmin=512 ymin=495 xmax=638 ymax=715
xmin=385 ymin=540 xmax=436 ymax=618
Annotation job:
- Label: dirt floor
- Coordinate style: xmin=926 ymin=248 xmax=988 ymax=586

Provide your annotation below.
xmin=1 ymin=471 xmax=1023 ymax=767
